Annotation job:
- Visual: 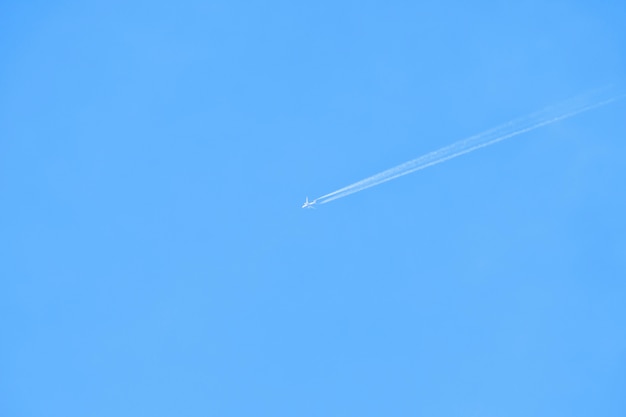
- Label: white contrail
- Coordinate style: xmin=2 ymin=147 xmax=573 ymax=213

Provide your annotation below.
xmin=314 ymin=90 xmax=623 ymax=205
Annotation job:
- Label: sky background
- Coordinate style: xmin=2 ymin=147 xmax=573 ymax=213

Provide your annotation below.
xmin=2 ymin=1 xmax=626 ymax=416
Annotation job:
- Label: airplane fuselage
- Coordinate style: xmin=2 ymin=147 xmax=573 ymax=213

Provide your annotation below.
xmin=302 ymin=197 xmax=316 ymax=209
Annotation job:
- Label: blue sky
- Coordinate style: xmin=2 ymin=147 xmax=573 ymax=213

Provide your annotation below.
xmin=2 ymin=1 xmax=625 ymax=416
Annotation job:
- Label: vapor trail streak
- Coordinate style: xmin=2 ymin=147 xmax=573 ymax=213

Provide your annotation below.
xmin=314 ymin=91 xmax=622 ymax=205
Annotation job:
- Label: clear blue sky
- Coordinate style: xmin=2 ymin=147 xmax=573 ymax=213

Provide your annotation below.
xmin=2 ymin=1 xmax=625 ymax=416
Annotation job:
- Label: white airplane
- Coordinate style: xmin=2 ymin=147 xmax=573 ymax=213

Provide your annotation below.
xmin=302 ymin=197 xmax=317 ymax=209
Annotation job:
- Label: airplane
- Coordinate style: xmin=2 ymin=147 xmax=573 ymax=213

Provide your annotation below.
xmin=302 ymin=197 xmax=317 ymax=209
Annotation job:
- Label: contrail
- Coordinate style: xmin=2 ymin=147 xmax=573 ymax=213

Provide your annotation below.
xmin=313 ymin=89 xmax=623 ymax=205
